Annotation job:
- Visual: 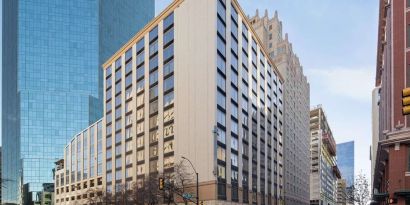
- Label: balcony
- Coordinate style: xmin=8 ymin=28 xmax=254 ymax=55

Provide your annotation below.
xmin=332 ymin=165 xmax=341 ymax=179
xmin=322 ymin=132 xmax=336 ymax=156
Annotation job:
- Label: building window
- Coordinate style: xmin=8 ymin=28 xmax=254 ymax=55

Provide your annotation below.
xmin=217 ymin=17 xmax=226 ymax=40
xmin=150 ymin=85 xmax=158 ymax=100
xmin=164 ymin=91 xmax=174 ymax=107
xmin=231 ymin=137 xmax=238 ymax=151
xmin=217 ymin=36 xmax=226 ymax=58
xmin=217 ymin=54 xmax=226 ymax=74
xmin=164 ymin=28 xmax=174 ymax=46
xmin=137 ymin=150 xmax=144 ymax=161
xmin=164 ymin=156 xmax=175 ymax=169
xmin=164 ymin=12 xmax=174 ymax=31
xmin=164 ymin=59 xmax=174 ymax=76
xmin=217 ymin=146 xmax=226 ymax=162
xmin=164 ymin=108 xmax=175 ymax=123
xmin=217 ymin=109 xmax=226 ymax=127
xmin=217 ymin=0 xmax=226 ymax=23
xmin=164 ymin=140 xmax=174 ymax=154
xmin=149 ymin=70 xmax=158 ymax=86
xmin=231 ymin=153 xmax=238 ymax=167
xmin=164 ymin=76 xmax=174 ymax=92
xmin=217 ymin=90 xmax=226 ymax=110
xmin=217 ymin=73 xmax=226 ymax=92
xmin=231 ymin=120 xmax=238 ymax=135
xmin=164 ymin=124 xmax=174 ymax=139
xmin=217 ymin=165 xmax=226 ymax=180
xmin=115 ymin=157 xmax=122 ymax=169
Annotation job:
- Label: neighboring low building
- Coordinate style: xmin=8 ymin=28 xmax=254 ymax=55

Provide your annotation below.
xmin=55 ymin=0 xmax=286 ymax=204
xmin=336 ymin=179 xmax=347 ymax=205
xmin=249 ymin=10 xmax=310 ymax=205
xmin=35 ymin=183 xmax=54 ymax=205
xmin=310 ymin=105 xmax=341 ymax=205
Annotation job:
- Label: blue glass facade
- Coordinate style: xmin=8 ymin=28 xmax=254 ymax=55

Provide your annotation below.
xmin=2 ymin=1 xmax=154 ymax=204
xmin=336 ymin=141 xmax=355 ymax=187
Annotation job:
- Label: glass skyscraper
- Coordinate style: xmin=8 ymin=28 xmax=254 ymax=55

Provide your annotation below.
xmin=2 ymin=1 xmax=154 ymax=204
xmin=336 ymin=141 xmax=355 ymax=187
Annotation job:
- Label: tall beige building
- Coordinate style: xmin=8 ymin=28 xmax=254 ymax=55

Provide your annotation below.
xmin=249 ymin=10 xmax=310 ymax=205
xmin=54 ymin=0 xmax=286 ymax=204
xmin=309 ymin=106 xmax=341 ymax=205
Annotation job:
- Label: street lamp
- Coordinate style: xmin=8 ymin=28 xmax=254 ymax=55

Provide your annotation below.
xmin=181 ymin=156 xmax=199 ymax=205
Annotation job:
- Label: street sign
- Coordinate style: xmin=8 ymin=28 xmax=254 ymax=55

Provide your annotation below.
xmin=183 ymin=193 xmax=193 ymax=200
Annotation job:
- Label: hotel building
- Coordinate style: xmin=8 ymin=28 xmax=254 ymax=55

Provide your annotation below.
xmin=54 ymin=0 xmax=285 ymax=204
xmin=249 ymin=10 xmax=310 ymax=205
xmin=310 ymin=106 xmax=341 ymax=205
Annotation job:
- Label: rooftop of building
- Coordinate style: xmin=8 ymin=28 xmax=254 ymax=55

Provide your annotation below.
xmin=102 ymin=0 xmax=284 ymax=82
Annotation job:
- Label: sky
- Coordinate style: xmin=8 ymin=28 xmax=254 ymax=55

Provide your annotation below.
xmin=0 ymin=0 xmax=378 ymax=181
xmin=155 ymin=0 xmax=379 ymax=179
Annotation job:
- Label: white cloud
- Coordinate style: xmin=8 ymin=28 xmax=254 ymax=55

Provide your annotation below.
xmin=306 ymin=66 xmax=375 ymax=103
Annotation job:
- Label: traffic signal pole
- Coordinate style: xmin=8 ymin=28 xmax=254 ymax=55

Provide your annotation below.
xmin=196 ymin=172 xmax=199 ymax=205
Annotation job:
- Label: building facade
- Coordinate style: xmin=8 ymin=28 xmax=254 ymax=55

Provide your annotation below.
xmin=249 ymin=10 xmax=310 ymax=205
xmin=310 ymin=106 xmax=341 ymax=205
xmin=372 ymin=0 xmax=410 ymax=204
xmin=54 ymin=0 xmax=286 ymax=204
xmin=2 ymin=1 xmax=154 ymax=204
xmin=336 ymin=141 xmax=354 ymax=188
xmin=336 ymin=179 xmax=347 ymax=205
xmin=371 ymin=86 xmax=380 ymax=189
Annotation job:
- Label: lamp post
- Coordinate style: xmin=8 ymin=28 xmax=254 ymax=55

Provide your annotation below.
xmin=181 ymin=156 xmax=199 ymax=205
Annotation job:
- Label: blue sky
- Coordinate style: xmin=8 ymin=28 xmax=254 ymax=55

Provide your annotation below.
xmin=0 ymin=0 xmax=377 ymax=180
xmin=155 ymin=0 xmax=379 ymax=178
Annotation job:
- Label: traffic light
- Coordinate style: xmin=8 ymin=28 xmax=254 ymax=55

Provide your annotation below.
xmin=389 ymin=198 xmax=398 ymax=204
xmin=159 ymin=177 xmax=164 ymax=190
xmin=403 ymin=88 xmax=410 ymax=115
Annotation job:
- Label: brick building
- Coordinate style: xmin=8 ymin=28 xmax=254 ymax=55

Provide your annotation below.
xmin=372 ymin=0 xmax=410 ymax=204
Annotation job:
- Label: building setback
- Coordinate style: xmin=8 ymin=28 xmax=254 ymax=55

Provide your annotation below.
xmin=372 ymin=0 xmax=410 ymax=204
xmin=54 ymin=0 xmax=286 ymax=204
xmin=310 ymin=106 xmax=341 ymax=205
xmin=249 ymin=10 xmax=310 ymax=205
xmin=2 ymin=0 xmax=154 ymax=204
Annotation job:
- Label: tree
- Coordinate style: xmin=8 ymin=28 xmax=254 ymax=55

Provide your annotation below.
xmin=83 ymin=161 xmax=195 ymax=205
xmin=347 ymin=172 xmax=370 ymax=205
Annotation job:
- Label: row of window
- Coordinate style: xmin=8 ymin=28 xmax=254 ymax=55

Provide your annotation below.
xmin=60 ymin=122 xmax=102 ymax=185
xmin=216 ymin=0 xmax=283 ymax=203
